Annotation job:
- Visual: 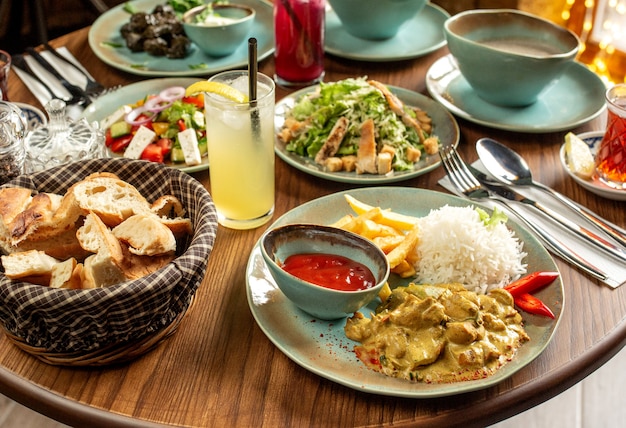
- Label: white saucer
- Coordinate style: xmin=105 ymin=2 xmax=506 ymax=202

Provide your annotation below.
xmin=426 ymin=55 xmax=607 ymax=133
xmin=324 ymin=4 xmax=448 ymax=62
xmin=13 ymin=102 xmax=47 ymax=131
xmin=560 ymin=131 xmax=626 ymax=201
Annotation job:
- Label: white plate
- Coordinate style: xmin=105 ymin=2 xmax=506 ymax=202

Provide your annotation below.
xmin=426 ymin=55 xmax=607 ymax=133
xmin=324 ymin=4 xmax=449 ymax=62
xmin=246 ymin=187 xmax=563 ymax=398
xmin=88 ymin=0 xmax=274 ymax=77
xmin=13 ymin=102 xmax=47 ymax=130
xmin=81 ymin=78 xmax=209 ymax=174
xmin=560 ymin=131 xmax=626 ymax=201
xmin=274 ymin=84 xmax=460 ymax=184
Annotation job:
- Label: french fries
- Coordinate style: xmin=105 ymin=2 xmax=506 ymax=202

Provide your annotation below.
xmin=330 ymin=195 xmax=422 ymax=293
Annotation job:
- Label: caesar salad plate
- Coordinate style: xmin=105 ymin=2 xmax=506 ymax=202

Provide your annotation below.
xmin=81 ymin=77 xmax=209 ymax=173
xmin=560 ymin=131 xmax=626 ymax=201
xmin=88 ymin=0 xmax=274 ymax=77
xmin=274 ymin=84 xmax=459 ymax=184
xmin=324 ymin=3 xmax=449 ymax=62
xmin=426 ymin=55 xmax=607 ymax=133
xmin=246 ymin=187 xmax=563 ymax=398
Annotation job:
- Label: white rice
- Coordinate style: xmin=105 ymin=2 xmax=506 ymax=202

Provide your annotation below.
xmin=413 ymin=205 xmax=527 ymax=294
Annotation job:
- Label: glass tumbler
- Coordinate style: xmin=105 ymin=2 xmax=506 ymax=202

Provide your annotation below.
xmin=274 ymin=0 xmax=325 ymax=87
xmin=204 ymin=71 xmax=276 ymax=230
xmin=596 ymin=83 xmax=626 ymax=189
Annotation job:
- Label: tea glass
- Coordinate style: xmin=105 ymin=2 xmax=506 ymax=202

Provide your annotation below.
xmin=596 ymin=84 xmax=626 ymax=190
xmin=274 ymin=0 xmax=325 ymax=87
xmin=204 ymin=70 xmax=276 ymax=229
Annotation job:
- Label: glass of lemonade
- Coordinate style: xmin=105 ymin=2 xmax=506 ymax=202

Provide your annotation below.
xmin=204 ymin=71 xmax=276 ymax=229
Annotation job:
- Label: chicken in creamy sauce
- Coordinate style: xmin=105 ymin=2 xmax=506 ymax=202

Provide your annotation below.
xmin=344 ymin=283 xmax=529 ymax=383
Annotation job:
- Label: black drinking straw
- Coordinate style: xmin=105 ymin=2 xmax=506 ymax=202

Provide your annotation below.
xmin=248 ymin=38 xmax=260 ymax=138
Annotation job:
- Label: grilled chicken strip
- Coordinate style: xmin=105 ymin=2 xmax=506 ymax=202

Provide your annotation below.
xmin=356 ymin=118 xmax=378 ymax=174
xmin=314 ymin=116 xmax=349 ymax=165
xmin=368 ymin=79 xmax=425 ymax=143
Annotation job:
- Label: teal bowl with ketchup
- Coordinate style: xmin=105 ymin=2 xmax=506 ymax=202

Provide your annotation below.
xmin=261 ymin=224 xmax=390 ymax=320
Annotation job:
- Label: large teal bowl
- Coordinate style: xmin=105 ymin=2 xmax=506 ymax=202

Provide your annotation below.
xmin=444 ymin=9 xmax=580 ymax=107
xmin=327 ymin=0 xmax=427 ymax=40
xmin=183 ymin=4 xmax=255 ymax=57
xmin=261 ymin=224 xmax=390 ymax=320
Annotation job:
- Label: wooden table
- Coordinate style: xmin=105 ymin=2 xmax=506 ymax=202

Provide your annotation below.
xmin=1 ymin=26 xmax=625 ymax=428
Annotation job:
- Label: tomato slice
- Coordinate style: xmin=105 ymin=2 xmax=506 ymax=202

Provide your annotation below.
xmin=140 ymin=144 xmax=164 ymax=163
xmin=109 ymin=135 xmax=133 ymax=153
xmin=156 ymin=138 xmax=172 ymax=158
xmin=104 ymin=128 xmax=114 ymax=147
xmin=183 ymin=94 xmax=204 ymax=108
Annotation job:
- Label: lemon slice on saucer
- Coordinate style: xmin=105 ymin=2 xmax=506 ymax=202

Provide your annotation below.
xmin=564 ymin=132 xmax=595 ymax=179
xmin=185 ymin=81 xmax=249 ymax=103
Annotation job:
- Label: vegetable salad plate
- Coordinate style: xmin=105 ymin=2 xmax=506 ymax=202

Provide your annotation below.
xmin=426 ymin=55 xmax=607 ymax=133
xmin=81 ymin=77 xmax=209 ymax=173
xmin=324 ymin=3 xmax=449 ymax=62
xmin=274 ymin=84 xmax=460 ymax=184
xmin=246 ymin=187 xmax=563 ymax=398
xmin=560 ymin=131 xmax=626 ymax=201
xmin=88 ymin=0 xmax=274 ymax=77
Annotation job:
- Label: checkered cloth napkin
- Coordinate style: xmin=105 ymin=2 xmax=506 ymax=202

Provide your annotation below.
xmin=0 ymin=158 xmax=218 ymax=353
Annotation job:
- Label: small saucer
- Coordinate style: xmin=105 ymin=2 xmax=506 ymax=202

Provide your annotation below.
xmin=13 ymin=102 xmax=47 ymax=131
xmin=426 ymin=55 xmax=607 ymax=133
xmin=324 ymin=4 xmax=448 ymax=62
xmin=559 ymin=131 xmax=626 ymax=201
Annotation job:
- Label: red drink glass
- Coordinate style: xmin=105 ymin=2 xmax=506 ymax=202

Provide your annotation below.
xmin=0 ymin=50 xmax=11 ymax=101
xmin=274 ymin=0 xmax=325 ymax=87
xmin=596 ymin=84 xmax=626 ymax=190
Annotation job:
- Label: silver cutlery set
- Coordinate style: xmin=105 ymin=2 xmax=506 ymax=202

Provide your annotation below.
xmin=440 ymin=144 xmax=626 ymax=284
xmin=12 ymin=44 xmax=116 ymax=108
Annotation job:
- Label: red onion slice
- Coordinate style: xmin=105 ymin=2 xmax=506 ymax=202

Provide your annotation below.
xmin=159 ymin=86 xmax=185 ymax=102
xmin=125 ymin=106 xmax=155 ymax=126
xmin=144 ymin=96 xmax=172 ymax=112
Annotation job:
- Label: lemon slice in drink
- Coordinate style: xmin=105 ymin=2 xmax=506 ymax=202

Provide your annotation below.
xmin=185 ymin=81 xmax=249 ymax=103
xmin=564 ymin=132 xmax=595 ymax=179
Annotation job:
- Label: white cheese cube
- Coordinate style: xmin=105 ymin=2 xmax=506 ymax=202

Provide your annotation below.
xmin=100 ymin=105 xmax=132 ymax=131
xmin=177 ymin=128 xmax=202 ymax=166
xmin=124 ymin=126 xmax=156 ymax=159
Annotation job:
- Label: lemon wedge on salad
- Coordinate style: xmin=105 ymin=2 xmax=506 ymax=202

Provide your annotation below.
xmin=564 ymin=132 xmax=595 ymax=179
xmin=185 ymin=81 xmax=249 ymax=103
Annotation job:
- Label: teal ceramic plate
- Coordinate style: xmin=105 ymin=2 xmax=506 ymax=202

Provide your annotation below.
xmin=324 ymin=3 xmax=448 ymax=62
xmin=81 ymin=77 xmax=209 ymax=174
xmin=274 ymin=85 xmax=459 ymax=184
xmin=426 ymin=54 xmax=607 ymax=133
xmin=246 ymin=187 xmax=563 ymax=398
xmin=560 ymin=131 xmax=626 ymax=201
xmin=88 ymin=0 xmax=274 ymax=77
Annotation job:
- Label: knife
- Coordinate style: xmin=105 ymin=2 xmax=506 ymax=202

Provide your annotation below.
xmin=468 ymin=165 xmax=626 ymax=263
xmin=25 ymin=47 xmax=91 ymax=107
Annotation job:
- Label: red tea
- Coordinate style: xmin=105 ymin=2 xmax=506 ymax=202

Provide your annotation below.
xmin=596 ymin=85 xmax=626 ymax=189
xmin=274 ymin=0 xmax=325 ymax=86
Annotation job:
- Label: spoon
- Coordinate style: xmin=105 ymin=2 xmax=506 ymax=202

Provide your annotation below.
xmin=476 ymin=137 xmax=626 ymax=249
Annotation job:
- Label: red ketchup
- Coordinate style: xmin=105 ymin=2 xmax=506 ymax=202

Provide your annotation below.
xmin=281 ymin=253 xmax=376 ymax=292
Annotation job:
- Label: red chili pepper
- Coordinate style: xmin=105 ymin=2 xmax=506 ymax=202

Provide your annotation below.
xmin=177 ymin=119 xmax=186 ymax=132
xmin=514 ymin=293 xmax=555 ymax=319
xmin=504 ymin=271 xmax=559 ymax=297
xmin=182 ymin=94 xmax=204 ymax=108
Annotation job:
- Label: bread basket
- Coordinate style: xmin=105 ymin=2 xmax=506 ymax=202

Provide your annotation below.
xmin=0 ymin=158 xmax=218 ymax=365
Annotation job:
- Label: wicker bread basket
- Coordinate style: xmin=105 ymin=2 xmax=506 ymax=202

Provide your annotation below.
xmin=0 ymin=158 xmax=218 ymax=365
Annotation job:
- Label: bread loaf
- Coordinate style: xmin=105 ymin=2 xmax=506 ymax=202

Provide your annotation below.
xmin=1 ymin=250 xmax=60 ymax=286
xmin=113 ymin=214 xmax=176 ymax=256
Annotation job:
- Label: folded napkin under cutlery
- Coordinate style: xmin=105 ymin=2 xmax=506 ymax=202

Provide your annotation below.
xmin=12 ymin=47 xmax=99 ymax=119
xmin=440 ymin=161 xmax=626 ymax=289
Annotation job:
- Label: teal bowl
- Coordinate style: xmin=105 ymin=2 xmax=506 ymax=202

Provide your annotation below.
xmin=261 ymin=224 xmax=390 ymax=320
xmin=327 ymin=0 xmax=427 ymax=40
xmin=444 ymin=9 xmax=580 ymax=107
xmin=182 ymin=4 xmax=255 ymax=57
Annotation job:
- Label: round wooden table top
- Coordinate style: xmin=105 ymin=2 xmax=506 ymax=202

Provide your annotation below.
xmin=1 ymin=25 xmax=625 ymax=428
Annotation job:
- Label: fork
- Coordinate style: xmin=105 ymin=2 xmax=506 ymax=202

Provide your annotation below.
xmin=439 ymin=145 xmax=608 ymax=281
